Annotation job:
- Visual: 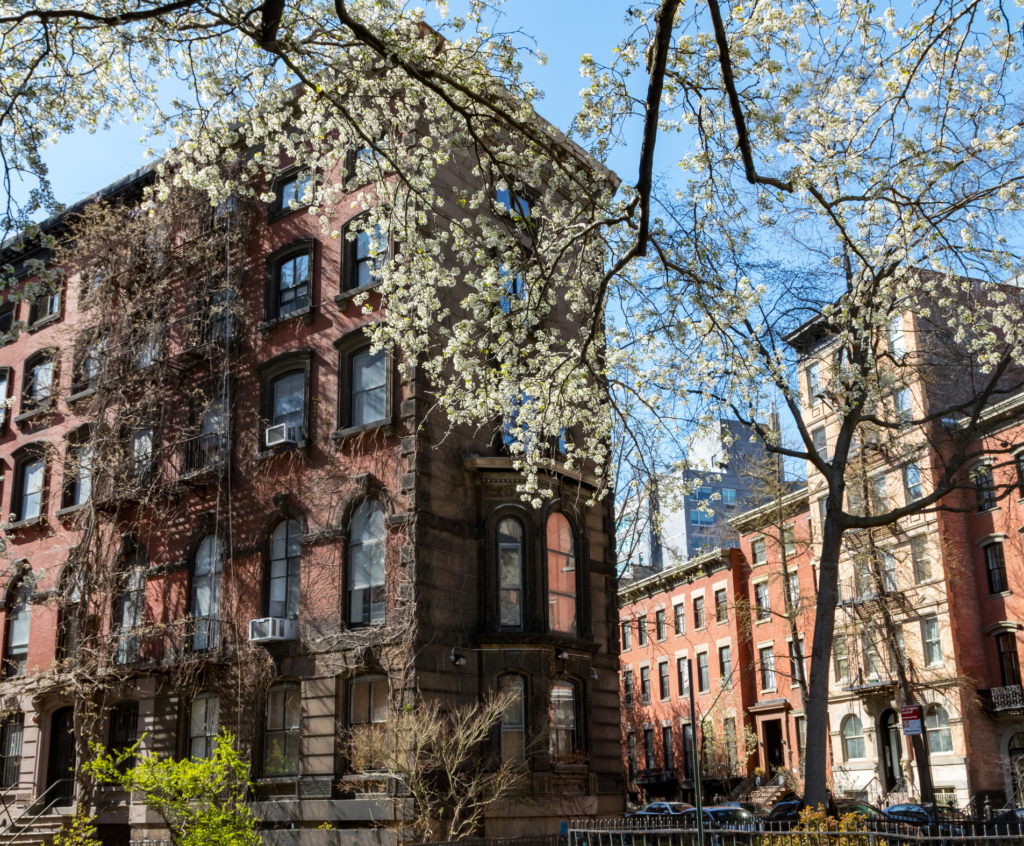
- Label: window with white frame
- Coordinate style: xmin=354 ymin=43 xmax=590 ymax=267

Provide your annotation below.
xmin=925 ymin=704 xmax=953 ymax=754
xmin=348 ymin=500 xmax=386 ymax=626
xmin=921 ymin=615 xmax=942 ymax=666
xmin=842 ymin=715 xmax=865 ymax=760
xmin=759 ymin=646 xmax=776 ymax=690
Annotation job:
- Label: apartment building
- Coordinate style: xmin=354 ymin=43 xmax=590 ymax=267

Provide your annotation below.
xmin=0 ymin=150 xmax=622 ymax=844
xmin=788 ymin=306 xmax=1024 ymax=810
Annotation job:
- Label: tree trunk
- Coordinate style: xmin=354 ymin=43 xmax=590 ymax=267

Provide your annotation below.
xmin=803 ymin=512 xmax=844 ymax=808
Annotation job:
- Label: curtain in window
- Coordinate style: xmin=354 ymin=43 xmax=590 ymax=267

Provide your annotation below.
xmin=271 ymin=373 xmax=304 ymax=432
xmin=191 ymin=536 xmax=222 ymax=650
xmin=549 ymin=682 xmax=576 ymax=758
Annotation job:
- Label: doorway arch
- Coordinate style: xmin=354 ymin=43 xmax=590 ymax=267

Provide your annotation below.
xmin=880 ymin=709 xmax=902 ymax=793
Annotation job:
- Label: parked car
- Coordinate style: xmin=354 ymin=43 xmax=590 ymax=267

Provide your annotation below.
xmin=980 ymin=807 xmax=1024 ymax=835
xmin=765 ymin=795 xmax=890 ymax=832
xmin=883 ymin=803 xmax=970 ymax=837
xmin=719 ymin=800 xmax=773 ymax=817
xmin=632 ymin=801 xmax=693 ymax=818
xmin=677 ymin=807 xmax=761 ymax=845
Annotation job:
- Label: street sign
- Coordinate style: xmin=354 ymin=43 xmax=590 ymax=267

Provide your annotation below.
xmin=901 ymin=705 xmax=922 ymax=735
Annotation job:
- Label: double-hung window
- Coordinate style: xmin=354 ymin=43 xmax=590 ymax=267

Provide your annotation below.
xmin=922 ymin=616 xmax=942 ymax=667
xmin=986 ymin=543 xmax=1009 ymax=594
xmin=273 ymin=170 xmax=311 ymax=217
xmin=107 ymin=701 xmax=139 ymax=772
xmin=658 ymin=661 xmax=670 ymax=700
xmin=696 ymin=652 xmax=709 ymax=693
xmin=500 ymin=676 xmax=525 ymax=764
xmin=677 ymin=658 xmax=689 ymax=695
xmin=271 ymin=372 xmax=305 ymax=439
xmin=263 ymin=683 xmax=300 ymax=776
xmin=674 ymin=603 xmax=685 ymax=635
xmin=715 ymin=589 xmax=728 ymax=624
xmin=655 ymin=609 xmax=667 ymax=640
xmin=693 ymin=597 xmax=705 ymax=629
xmin=911 ymin=536 xmax=931 ymax=583
xmin=903 ymin=462 xmax=924 ymax=503
xmin=3 ymin=583 xmax=31 ymax=677
xmin=349 ymin=500 xmax=386 ymax=626
xmin=759 ymin=646 xmax=776 ymax=690
xmin=62 ymin=442 xmax=92 ymax=510
xmin=189 ymin=693 xmax=219 ymax=760
xmin=975 ymin=465 xmax=997 ymax=512
xmin=268 ymin=520 xmax=302 ymax=619
xmin=755 ymin=583 xmax=771 ymax=621
xmin=351 ymin=349 xmax=387 ymax=427
xmin=498 ymin=518 xmax=524 ymax=629
xmin=546 ymin=514 xmax=577 ymax=635
xmin=343 ymin=221 xmax=388 ymax=291
xmin=15 ymin=454 xmax=45 ymax=522
xmin=191 ymin=535 xmax=222 ymax=651
xmin=621 ymin=620 xmax=632 ymax=650
xmin=23 ymin=353 xmax=55 ymax=412
xmin=640 ymin=667 xmax=651 ymax=704
xmin=549 ymin=683 xmax=578 ymax=757
xmin=719 ymin=645 xmax=732 ymax=686
xmin=274 ymin=253 xmax=310 ymax=319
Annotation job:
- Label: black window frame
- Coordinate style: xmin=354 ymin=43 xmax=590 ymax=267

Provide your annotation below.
xmin=658 ymin=660 xmax=670 ymax=700
xmin=268 ymin=167 xmax=313 ymax=221
xmin=637 ymin=614 xmax=648 ymax=647
xmin=257 ymin=350 xmax=313 ymax=455
xmin=0 ymin=366 xmax=12 ymax=433
xmin=60 ymin=426 xmax=93 ymax=512
xmin=640 ymin=666 xmax=651 ymax=704
xmin=2 ymin=576 xmax=31 ymax=679
xmin=0 ymin=712 xmax=23 ymax=789
xmin=715 ymin=589 xmax=728 ymax=624
xmin=655 ymin=608 xmax=666 ymax=641
xmin=0 ymin=302 xmax=15 ymax=340
xmin=346 ymin=498 xmax=387 ymax=628
xmin=262 ymin=681 xmax=301 ymax=777
xmin=696 ymin=652 xmax=710 ymax=693
xmin=998 ymin=632 xmax=1022 ymax=687
xmin=27 ymin=284 xmax=62 ymax=328
xmin=339 ymin=215 xmax=390 ymax=295
xmin=107 ymin=700 xmax=140 ymax=772
xmin=677 ymin=658 xmax=689 ymax=696
xmin=333 ymin=331 xmax=395 ymax=439
xmin=266 ymin=517 xmax=303 ymax=620
xmin=262 ymin=238 xmax=317 ymax=326
xmin=985 ymin=542 xmax=1009 ymax=594
xmin=693 ymin=596 xmax=705 ymax=630
xmin=10 ymin=444 xmax=47 ymax=525
xmin=19 ymin=348 xmax=58 ymax=418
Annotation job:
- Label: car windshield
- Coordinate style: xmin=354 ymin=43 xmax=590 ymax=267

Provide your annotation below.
xmin=667 ymin=804 xmax=687 ymax=813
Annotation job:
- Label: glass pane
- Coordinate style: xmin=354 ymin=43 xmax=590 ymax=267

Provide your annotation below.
xmin=351 ymin=681 xmax=370 ymax=724
xmin=370 ymin=679 xmax=388 ymax=723
xmin=267 ymin=688 xmax=284 ymax=731
xmin=497 ymin=518 xmax=522 ymax=545
xmin=549 ymin=595 xmax=576 ymax=635
xmin=499 ymin=590 xmax=521 ymax=627
xmin=499 ymin=548 xmax=521 ymax=588
xmin=273 ymin=373 xmax=305 ymax=428
xmin=285 ymin=685 xmax=301 ymax=729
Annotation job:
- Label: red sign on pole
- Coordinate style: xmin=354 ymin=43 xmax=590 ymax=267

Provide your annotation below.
xmin=901 ymin=705 xmax=922 ymax=735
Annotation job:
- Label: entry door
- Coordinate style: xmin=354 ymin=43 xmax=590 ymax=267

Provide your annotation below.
xmin=763 ymin=719 xmax=785 ymax=773
xmin=881 ymin=710 xmax=902 ymax=792
xmin=47 ymin=707 xmax=75 ymax=803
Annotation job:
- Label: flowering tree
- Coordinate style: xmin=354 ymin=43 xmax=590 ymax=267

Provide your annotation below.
xmin=6 ymin=0 xmax=1024 ymax=806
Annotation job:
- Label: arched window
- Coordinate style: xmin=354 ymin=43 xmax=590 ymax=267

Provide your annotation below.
xmin=268 ymin=519 xmax=302 ymax=619
xmin=497 ymin=517 xmax=524 ymax=629
xmin=189 ymin=693 xmax=219 ymax=760
xmin=500 ymin=675 xmax=526 ymax=765
xmin=842 ymin=715 xmax=865 ymax=761
xmin=191 ymin=536 xmax=222 ymax=651
xmin=1009 ymin=732 xmax=1024 ymax=805
xmin=549 ymin=682 xmax=578 ymax=758
xmin=546 ymin=513 xmax=576 ymax=635
xmin=263 ymin=682 xmax=300 ymax=776
xmin=4 ymin=581 xmax=31 ymax=678
xmin=348 ymin=501 xmax=385 ymax=627
xmin=57 ymin=568 xmax=82 ymax=662
xmin=114 ymin=551 xmax=147 ymax=664
xmin=107 ymin=700 xmax=139 ymax=772
xmin=925 ymin=704 xmax=953 ymax=754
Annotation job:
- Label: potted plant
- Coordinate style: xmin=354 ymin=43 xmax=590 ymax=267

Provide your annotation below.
xmin=754 ymin=766 xmax=765 ymax=786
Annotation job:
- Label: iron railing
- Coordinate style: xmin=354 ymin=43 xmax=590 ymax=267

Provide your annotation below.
xmin=100 ymin=617 xmax=234 ymax=669
xmin=987 ymin=685 xmax=1024 ymax=712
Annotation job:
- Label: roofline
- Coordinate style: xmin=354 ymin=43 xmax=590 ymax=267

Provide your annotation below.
xmin=618 ymin=546 xmax=736 ymax=605
xmin=728 ymin=485 xmax=809 ymax=534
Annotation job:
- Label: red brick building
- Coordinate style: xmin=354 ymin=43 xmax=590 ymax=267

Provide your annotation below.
xmin=0 ymin=153 xmax=623 ymax=845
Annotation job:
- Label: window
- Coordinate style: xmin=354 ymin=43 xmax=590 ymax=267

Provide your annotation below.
xmin=114 ymin=552 xmax=146 ymax=664
xmin=975 ymin=465 xmax=997 ymax=512
xmin=350 ymin=349 xmax=387 ymax=428
xmin=724 ymin=718 xmax=738 ymax=772
xmin=719 ymin=645 xmax=732 ymax=686
xmin=11 ymin=452 xmax=44 ymax=523
xmin=268 ymin=519 xmax=302 ymax=619
xmin=986 ymin=543 xmax=1009 ymax=594
xmin=29 ymin=286 xmax=60 ymax=325
xmin=882 ymin=549 xmax=897 ymax=592
xmin=0 ymin=713 xmax=23 ymax=788
xmin=998 ymin=633 xmax=1022 ymax=687
xmin=1017 ymin=452 xmax=1024 ymax=499
xmin=759 ymin=646 xmax=776 ymax=689
xmin=655 ymin=609 xmax=667 ymax=640
xmin=57 ymin=569 xmax=82 ymax=662
xmin=812 ymin=427 xmax=829 ymax=461
xmin=795 ymin=716 xmax=807 ymax=774
xmin=0 ymin=369 xmax=9 ymax=430
xmin=3 ymin=582 xmax=30 ymax=678
xmin=787 ymin=572 xmax=800 ymax=610
xmin=834 ymin=634 xmax=849 ymax=681
xmin=922 ymin=616 xmax=942 ymax=667
xmin=499 ymin=269 xmax=526 ymax=314
xmin=783 ymin=526 xmax=796 ymax=557
xmin=911 ymin=536 xmax=931 ymax=583
xmin=0 ymin=303 xmax=13 ymax=337
xmin=627 ymin=732 xmax=637 ymax=780
xmin=842 ymin=715 xmax=866 ymax=760
xmin=681 ymin=724 xmax=694 ymax=779
xmin=690 ymin=509 xmax=714 ymax=527
xmin=270 ymin=371 xmax=305 ymax=440
xmin=789 ymin=639 xmax=807 ymax=687
xmin=74 ymin=333 xmax=106 ymax=392
xmin=697 ymin=652 xmax=710 ymax=693
xmin=131 ymin=317 xmax=161 ymax=371
xmin=350 ymin=676 xmax=388 ymax=728
xmin=263 ymin=683 xmax=300 ymax=776
xmin=677 ymin=658 xmax=689 ymax=696
xmin=623 ymin=669 xmax=634 ymax=707
xmin=693 ymin=597 xmax=705 ymax=629
xmin=272 ymin=252 xmax=310 ymax=320
xmin=755 ymin=583 xmax=771 ymax=621
xmin=894 ymin=387 xmax=911 ymax=418
xmin=549 ymin=683 xmax=578 ymax=757
xmin=190 ymin=396 xmax=227 ymax=473
xmin=863 ymin=632 xmax=882 ymax=677
xmin=722 ymin=488 xmax=737 ymax=507
xmin=674 ymin=603 xmax=685 ymax=635
xmin=191 ymin=536 xmax=222 ymax=651
xmin=22 ymin=352 xmax=55 ymax=411
xmin=189 ymin=693 xmax=219 ymax=760
xmin=349 ymin=500 xmax=386 ymax=626
xmin=752 ymin=538 xmax=766 ymax=565
xmin=498 ymin=518 xmax=524 ymax=629
xmin=546 ymin=514 xmax=577 ymax=635
xmin=640 ymin=666 xmax=651 ymax=704
xmin=925 ymin=704 xmax=953 ymax=754
xmin=658 ymin=661 xmax=670 ymax=700
xmin=500 ymin=676 xmax=526 ymax=765
xmin=663 ymin=726 xmax=674 ymax=770
xmin=817 ymin=497 xmax=828 ymax=525
xmin=496 ymin=186 xmax=532 ymax=222
xmin=273 ymin=170 xmax=312 ymax=216
xmin=621 ymin=620 xmax=632 ymax=650
xmin=715 ymin=589 xmax=728 ymax=623
xmin=807 ymin=362 xmax=822 ymax=403
xmin=903 ymin=462 xmax=923 ymax=503
xmin=342 ymin=220 xmax=389 ymax=291
xmin=61 ymin=442 xmax=93 ymax=510
xmin=871 ymin=474 xmax=888 ymax=512
xmin=889 ymin=313 xmax=906 ymax=356
xmin=638 ymin=614 xmax=648 ymax=646
xmin=108 ymin=701 xmax=139 ymax=772
xmin=643 ymin=728 xmax=654 ymax=770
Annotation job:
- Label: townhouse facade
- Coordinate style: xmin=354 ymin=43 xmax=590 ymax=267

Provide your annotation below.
xmin=0 ymin=147 xmax=623 ymax=845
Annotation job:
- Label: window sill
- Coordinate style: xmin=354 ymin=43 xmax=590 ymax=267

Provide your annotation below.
xmin=8 ymin=516 xmax=45 ymax=530
xmin=26 ymin=313 xmax=60 ymax=333
xmin=14 ymin=401 xmax=54 ymax=427
xmin=335 ymin=281 xmax=382 ymax=312
xmin=331 ymin=418 xmax=396 ymax=444
xmin=268 ymin=203 xmax=310 ymax=224
xmin=761 ymin=688 xmax=778 ymax=694
xmin=257 ymin=438 xmax=312 ymax=462
xmin=66 ymin=387 xmax=97 ymax=405
xmin=258 ymin=304 xmax=317 ymax=334
xmin=56 ymin=503 xmax=88 ymax=519
xmin=988 ymin=590 xmax=1013 ymax=599
xmin=755 ymin=618 xmax=772 ymax=625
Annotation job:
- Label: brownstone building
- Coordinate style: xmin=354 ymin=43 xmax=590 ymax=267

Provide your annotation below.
xmin=0 ymin=149 xmax=622 ymax=845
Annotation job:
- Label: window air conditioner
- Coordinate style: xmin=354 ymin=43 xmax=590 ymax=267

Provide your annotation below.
xmin=265 ymin=423 xmax=301 ymax=447
xmin=249 ymin=617 xmax=298 ymax=643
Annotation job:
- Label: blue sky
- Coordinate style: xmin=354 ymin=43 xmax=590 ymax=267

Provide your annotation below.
xmin=13 ymin=0 xmax=644 ymax=214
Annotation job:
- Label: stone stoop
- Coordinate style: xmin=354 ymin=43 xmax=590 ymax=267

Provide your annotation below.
xmin=0 ymin=812 xmax=71 ymax=846
xmin=748 ymin=784 xmax=788 ymax=805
